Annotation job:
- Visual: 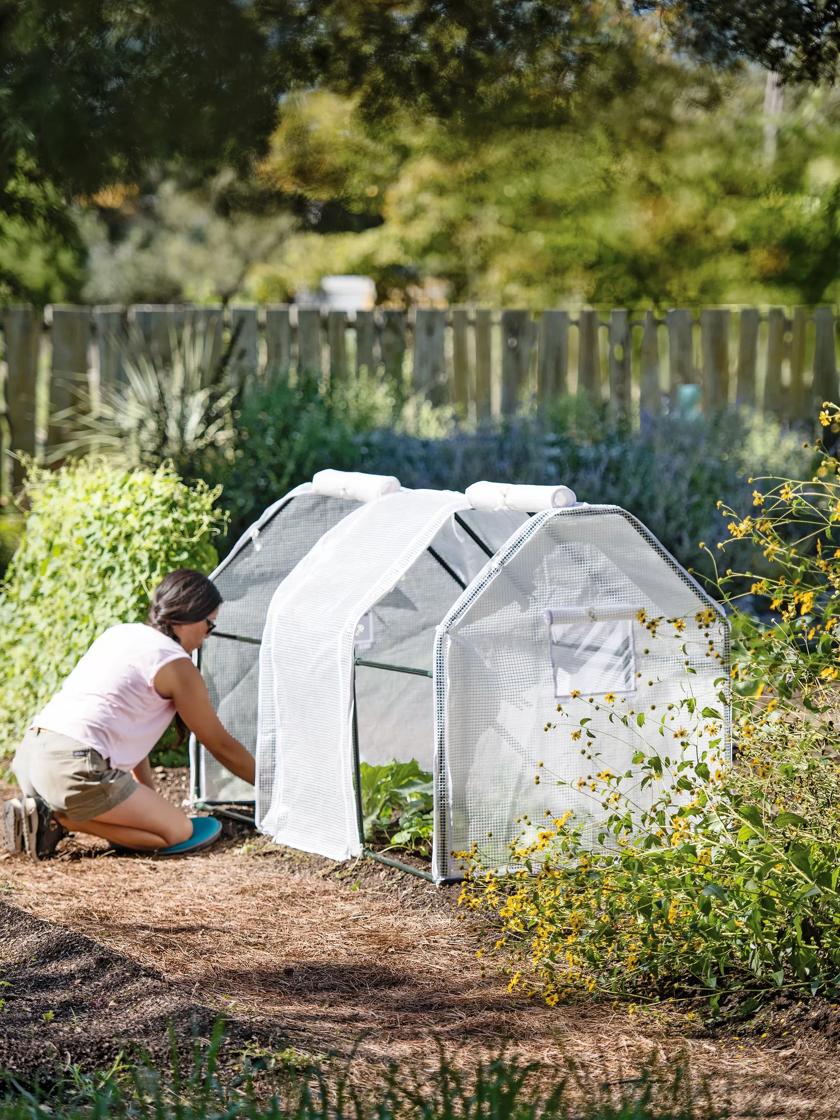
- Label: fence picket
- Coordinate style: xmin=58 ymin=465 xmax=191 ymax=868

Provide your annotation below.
xmin=380 ymin=310 xmax=407 ymax=388
xmin=763 ymin=307 xmax=785 ymax=414
xmin=639 ymin=311 xmax=661 ymax=419
xmin=328 ymin=310 xmax=348 ymax=383
xmin=297 ymin=309 xmax=323 ymax=380
xmin=701 ymin=309 xmax=730 ymax=410
xmin=131 ymin=304 xmax=180 ymax=360
xmin=537 ymin=310 xmax=568 ymax=406
xmin=50 ymin=305 xmax=91 ymax=448
xmin=474 ymin=309 xmax=493 ymax=421
xmin=190 ymin=306 xmax=224 ymax=374
xmin=577 ymin=310 xmax=600 ymax=400
xmin=667 ymin=309 xmax=693 ymax=400
xmin=93 ymin=306 xmax=125 ymax=391
xmin=812 ymin=307 xmax=837 ymax=409
xmin=608 ymin=309 xmax=631 ymax=416
xmin=265 ymin=305 xmax=291 ymax=382
xmin=355 ymin=310 xmax=376 ymax=376
xmin=413 ymin=308 xmax=447 ymax=403
xmin=452 ymin=308 xmax=471 ymax=413
xmin=501 ymin=309 xmax=533 ymax=415
xmin=735 ymin=308 xmax=759 ymax=407
xmin=2 ymin=306 xmax=41 ymax=488
xmin=789 ymin=306 xmax=808 ymax=420
xmin=229 ymin=306 xmax=259 ymax=387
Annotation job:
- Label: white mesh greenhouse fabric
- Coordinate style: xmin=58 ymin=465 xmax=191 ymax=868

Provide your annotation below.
xmin=193 ymin=484 xmax=360 ymax=802
xmin=433 ymin=506 xmax=730 ymax=882
xmin=207 ymin=482 xmax=730 ymax=883
xmin=255 ymin=489 xmax=524 ymax=859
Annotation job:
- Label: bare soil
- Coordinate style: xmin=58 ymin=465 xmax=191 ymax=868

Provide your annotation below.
xmin=2 ymin=769 xmax=839 ymax=1118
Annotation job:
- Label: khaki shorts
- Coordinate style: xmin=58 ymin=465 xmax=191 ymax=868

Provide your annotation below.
xmin=12 ymin=728 xmax=138 ymax=823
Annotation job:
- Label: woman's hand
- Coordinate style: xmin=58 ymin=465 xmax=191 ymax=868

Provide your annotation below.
xmin=153 ymin=659 xmax=256 ymax=786
xmin=132 ymin=756 xmax=157 ymax=791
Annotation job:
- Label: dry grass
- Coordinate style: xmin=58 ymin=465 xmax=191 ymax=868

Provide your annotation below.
xmin=1 ymin=772 xmax=839 ymax=1117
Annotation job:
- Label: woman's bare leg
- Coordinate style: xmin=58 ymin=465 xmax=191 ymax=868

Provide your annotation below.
xmin=56 ymin=785 xmax=193 ymax=850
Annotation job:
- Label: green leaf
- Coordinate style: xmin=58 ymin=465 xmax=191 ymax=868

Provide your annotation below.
xmin=774 ymin=811 xmax=807 ymax=830
xmin=788 ymin=846 xmax=814 ymax=880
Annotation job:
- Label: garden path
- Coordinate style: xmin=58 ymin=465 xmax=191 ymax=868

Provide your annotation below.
xmin=1 ymin=771 xmax=839 ymax=1118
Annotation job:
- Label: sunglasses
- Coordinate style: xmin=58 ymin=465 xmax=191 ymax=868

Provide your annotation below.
xmin=205 ymin=617 xmax=217 ymax=634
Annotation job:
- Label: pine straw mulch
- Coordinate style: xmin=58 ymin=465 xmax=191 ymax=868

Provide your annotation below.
xmin=1 ymin=770 xmax=839 ymax=1118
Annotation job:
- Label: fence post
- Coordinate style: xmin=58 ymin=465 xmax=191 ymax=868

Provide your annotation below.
xmin=700 ymin=309 xmax=730 ymax=412
xmin=50 ymin=305 xmax=91 ymax=451
xmin=735 ymin=308 xmax=759 ymax=408
xmin=577 ymin=310 xmax=600 ymax=401
xmin=355 ymin=310 xmax=376 ymax=376
xmin=265 ymin=305 xmax=291 ymax=383
xmin=2 ymin=306 xmax=41 ymax=490
xmin=413 ymin=308 xmax=447 ymax=404
xmin=639 ymin=311 xmax=661 ymax=422
xmin=297 ymin=308 xmax=323 ymax=382
xmin=537 ymin=310 xmax=569 ymax=408
xmin=763 ymin=307 xmax=785 ymax=415
xmin=474 ymin=309 xmax=493 ymax=421
xmin=608 ymin=309 xmax=631 ymax=419
xmin=812 ymin=306 xmax=837 ymax=410
xmin=451 ymin=307 xmax=472 ymax=415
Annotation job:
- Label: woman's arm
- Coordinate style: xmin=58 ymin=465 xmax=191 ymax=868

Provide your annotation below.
xmin=153 ymin=659 xmax=256 ymax=786
xmin=132 ymin=755 xmax=157 ymax=790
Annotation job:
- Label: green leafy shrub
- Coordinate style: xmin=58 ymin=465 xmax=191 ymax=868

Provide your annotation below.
xmin=0 ymin=459 xmax=226 ymax=759
xmin=207 ymin=376 xmax=363 ymax=542
xmin=0 ymin=512 xmax=23 ymax=579
xmin=460 ymin=699 xmax=840 ymax=1014
xmin=718 ymin=402 xmax=840 ymax=704
xmin=358 ymin=405 xmax=809 ymax=585
xmin=360 ymin=759 xmax=433 ymax=853
xmin=460 ymin=411 xmax=840 ymax=1016
xmin=214 ymin=384 xmax=808 ymax=581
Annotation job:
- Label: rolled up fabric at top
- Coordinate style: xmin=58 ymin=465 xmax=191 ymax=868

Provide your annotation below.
xmin=466 ymin=480 xmax=576 ymax=514
xmin=312 ymin=469 xmax=401 ymax=503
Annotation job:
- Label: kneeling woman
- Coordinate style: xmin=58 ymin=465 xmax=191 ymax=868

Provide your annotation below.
xmin=8 ymin=569 xmax=254 ymax=859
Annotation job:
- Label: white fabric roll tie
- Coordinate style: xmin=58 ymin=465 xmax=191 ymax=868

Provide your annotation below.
xmin=312 ymin=469 xmax=401 ymax=502
xmin=465 ymin=480 xmax=576 ymax=514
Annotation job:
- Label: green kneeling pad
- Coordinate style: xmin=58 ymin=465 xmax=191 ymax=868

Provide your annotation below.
xmin=113 ymin=815 xmax=222 ymax=857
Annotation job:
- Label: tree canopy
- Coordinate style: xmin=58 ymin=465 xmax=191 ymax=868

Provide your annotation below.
xmin=5 ymin=0 xmax=840 ymax=304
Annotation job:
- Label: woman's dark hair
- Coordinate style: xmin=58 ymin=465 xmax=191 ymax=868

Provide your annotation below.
xmin=148 ymin=569 xmax=222 ymax=644
xmin=147 ymin=570 xmax=221 ymax=748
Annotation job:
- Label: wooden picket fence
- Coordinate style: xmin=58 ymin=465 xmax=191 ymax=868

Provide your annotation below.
xmin=1 ymin=302 xmax=838 ymax=496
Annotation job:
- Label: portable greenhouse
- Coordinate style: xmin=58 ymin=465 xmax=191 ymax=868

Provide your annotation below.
xmin=255 ymin=483 xmax=731 ymax=883
xmin=189 ymin=470 xmax=400 ymax=804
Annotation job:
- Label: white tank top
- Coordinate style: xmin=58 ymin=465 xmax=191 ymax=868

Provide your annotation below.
xmin=34 ymin=623 xmax=191 ymax=770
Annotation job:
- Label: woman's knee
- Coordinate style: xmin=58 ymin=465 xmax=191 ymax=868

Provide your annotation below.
xmin=161 ymin=814 xmax=193 ymax=846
